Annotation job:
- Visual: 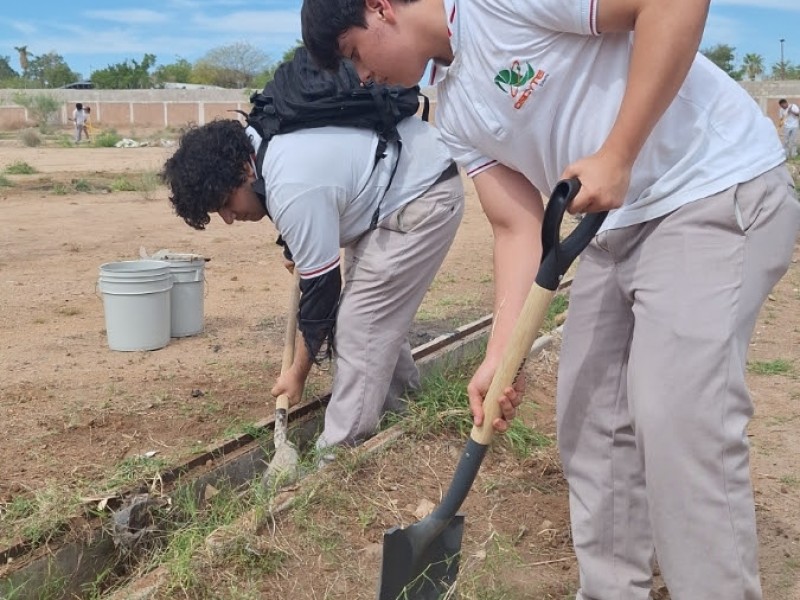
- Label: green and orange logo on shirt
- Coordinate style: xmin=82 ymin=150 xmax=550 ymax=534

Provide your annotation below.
xmin=494 ymin=60 xmax=548 ymax=110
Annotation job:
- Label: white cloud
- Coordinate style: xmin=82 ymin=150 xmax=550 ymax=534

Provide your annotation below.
xmin=10 ymin=20 xmax=38 ymax=36
xmin=83 ymin=10 xmax=171 ymax=25
xmin=191 ymin=10 xmax=300 ymax=34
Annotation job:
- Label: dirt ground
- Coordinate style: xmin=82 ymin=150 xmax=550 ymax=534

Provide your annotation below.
xmin=0 ymin=142 xmax=798 ymax=598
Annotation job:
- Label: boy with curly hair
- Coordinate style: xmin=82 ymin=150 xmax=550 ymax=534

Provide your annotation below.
xmin=162 ymin=110 xmax=465 ymax=456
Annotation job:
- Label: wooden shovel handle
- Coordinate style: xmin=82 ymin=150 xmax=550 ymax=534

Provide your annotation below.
xmin=276 ymin=270 xmax=301 ymax=412
xmin=470 ymin=284 xmax=554 ymax=445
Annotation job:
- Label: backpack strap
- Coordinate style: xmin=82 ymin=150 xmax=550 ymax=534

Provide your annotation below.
xmin=366 ymin=83 xmax=404 ymax=229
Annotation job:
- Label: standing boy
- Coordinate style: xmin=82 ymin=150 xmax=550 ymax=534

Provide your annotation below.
xmin=70 ymin=102 xmax=87 ymax=143
xmin=778 ymin=98 xmax=799 ymax=159
xmin=301 ymin=1 xmax=800 ymax=598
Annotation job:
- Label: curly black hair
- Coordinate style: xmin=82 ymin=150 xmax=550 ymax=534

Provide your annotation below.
xmin=161 ymin=119 xmax=252 ymax=230
xmin=301 ymin=0 xmax=368 ymax=71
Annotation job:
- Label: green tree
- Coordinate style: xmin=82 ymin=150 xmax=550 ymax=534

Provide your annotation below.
xmin=701 ymin=43 xmax=742 ymax=80
xmin=12 ymin=92 xmax=60 ymax=132
xmin=771 ymin=60 xmax=800 ymax=80
xmin=91 ymin=54 xmax=156 ymax=89
xmin=192 ymin=42 xmax=270 ymax=88
xmin=25 ymin=51 xmax=80 ymax=87
xmin=0 ymin=55 xmax=19 ymax=79
xmin=741 ymin=53 xmax=764 ymax=81
xmin=153 ymin=58 xmax=193 ymax=86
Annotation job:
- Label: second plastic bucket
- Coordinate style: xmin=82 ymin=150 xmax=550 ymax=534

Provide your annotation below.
xmin=98 ymin=260 xmax=172 ymax=351
xmin=165 ymin=255 xmax=205 ymax=337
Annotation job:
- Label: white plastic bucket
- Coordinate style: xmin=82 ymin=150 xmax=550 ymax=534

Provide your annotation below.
xmin=166 ymin=256 xmax=205 ymax=338
xmin=98 ymin=260 xmax=172 ymax=351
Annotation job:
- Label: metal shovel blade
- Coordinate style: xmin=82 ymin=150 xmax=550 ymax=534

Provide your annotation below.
xmin=378 ymin=514 xmax=465 ymax=600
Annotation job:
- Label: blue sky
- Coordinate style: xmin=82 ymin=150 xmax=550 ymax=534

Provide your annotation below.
xmin=0 ymin=0 xmax=798 ymax=80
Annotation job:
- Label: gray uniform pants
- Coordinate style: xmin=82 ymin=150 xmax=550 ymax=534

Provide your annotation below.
xmin=557 ymin=166 xmax=799 ymax=600
xmin=317 ymin=173 xmax=464 ymax=449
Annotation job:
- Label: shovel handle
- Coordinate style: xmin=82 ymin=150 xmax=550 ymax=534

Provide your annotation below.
xmin=470 ymin=179 xmax=606 ymax=446
xmin=276 ymin=270 xmax=301 ymax=413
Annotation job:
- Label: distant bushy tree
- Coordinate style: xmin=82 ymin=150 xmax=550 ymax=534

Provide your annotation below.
xmin=26 ymin=51 xmax=80 ymax=87
xmin=701 ymin=44 xmax=742 ymax=80
xmin=153 ymin=58 xmax=193 ymax=86
xmin=0 ymin=56 xmax=19 ymax=80
xmin=192 ymin=42 xmax=270 ymax=88
xmin=91 ymin=54 xmax=156 ymax=89
xmin=12 ymin=92 xmax=60 ymax=132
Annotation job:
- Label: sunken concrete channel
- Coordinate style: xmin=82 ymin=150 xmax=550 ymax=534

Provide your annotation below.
xmin=0 ymin=282 xmax=571 ymax=599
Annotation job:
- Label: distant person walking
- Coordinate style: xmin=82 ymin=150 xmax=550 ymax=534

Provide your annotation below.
xmin=778 ymin=98 xmax=799 ymax=159
xmin=70 ymin=103 xmax=87 ymax=143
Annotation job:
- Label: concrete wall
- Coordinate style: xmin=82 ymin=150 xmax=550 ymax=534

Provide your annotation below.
xmin=1 ymin=81 xmax=799 ymax=132
xmin=0 ymin=88 xmax=250 ymax=131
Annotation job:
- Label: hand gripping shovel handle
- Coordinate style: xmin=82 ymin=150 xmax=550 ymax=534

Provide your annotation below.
xmin=431 ymin=178 xmax=606 ymax=521
xmin=275 ymin=271 xmax=301 ymax=438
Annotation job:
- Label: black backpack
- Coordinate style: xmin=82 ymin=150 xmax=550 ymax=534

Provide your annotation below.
xmin=241 ymin=47 xmax=429 ymax=228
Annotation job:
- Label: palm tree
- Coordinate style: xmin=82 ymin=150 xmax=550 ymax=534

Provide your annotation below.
xmin=742 ymin=53 xmax=764 ymax=81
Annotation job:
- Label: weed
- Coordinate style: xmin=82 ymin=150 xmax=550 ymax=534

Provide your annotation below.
xmin=504 ymin=420 xmax=553 ymax=458
xmin=105 ymin=455 xmax=170 ymax=491
xmin=0 ymin=486 xmax=79 ymax=548
xmin=110 ymin=177 xmax=137 ymax=192
xmin=73 ymin=178 xmax=92 ymax=192
xmin=5 ymin=160 xmax=38 ymax=175
xmin=542 ymin=293 xmax=569 ymax=332
xmin=748 ymin=359 xmax=793 ymax=376
xmin=18 ymin=128 xmax=41 ymax=147
xmin=779 ymin=475 xmax=799 ymax=487
xmin=138 ymin=171 xmax=161 ymax=201
xmin=93 ymin=130 xmax=122 ymax=148
xmin=57 ymin=305 xmax=81 ymax=316
xmin=0 ymin=174 xmax=12 ymax=187
xmin=51 ymin=182 xmax=69 ymax=195
xmin=56 ymin=134 xmax=74 ymax=148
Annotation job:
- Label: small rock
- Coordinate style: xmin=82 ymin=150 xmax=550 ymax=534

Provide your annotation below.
xmin=767 ymin=294 xmax=776 ymax=301
xmin=191 ymin=389 xmax=204 ymax=398
xmin=413 ymin=499 xmax=436 ymax=520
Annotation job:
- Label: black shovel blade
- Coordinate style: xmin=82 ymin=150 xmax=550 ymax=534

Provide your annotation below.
xmin=378 ymin=514 xmax=465 ymax=600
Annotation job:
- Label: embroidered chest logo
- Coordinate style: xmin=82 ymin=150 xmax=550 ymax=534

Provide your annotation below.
xmin=494 ymin=60 xmax=548 ymax=110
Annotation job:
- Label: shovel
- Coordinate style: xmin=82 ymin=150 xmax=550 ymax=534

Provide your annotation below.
xmin=377 ymin=178 xmax=607 ymax=600
xmin=262 ymin=270 xmax=302 ymax=489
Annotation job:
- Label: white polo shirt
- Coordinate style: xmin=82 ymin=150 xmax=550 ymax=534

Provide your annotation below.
xmin=248 ymin=117 xmax=453 ymax=279
xmin=431 ymin=0 xmax=786 ymax=231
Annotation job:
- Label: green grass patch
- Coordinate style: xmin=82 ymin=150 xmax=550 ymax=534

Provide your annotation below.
xmin=542 ymin=293 xmax=569 ymax=332
xmin=104 ymin=455 xmax=170 ymax=491
xmin=747 ymin=359 xmax=793 ymax=376
xmin=0 ymin=174 xmax=12 ymax=187
xmin=110 ymin=177 xmax=137 ymax=192
xmin=73 ymin=178 xmax=93 ymax=192
xmin=93 ymin=130 xmax=122 ymax=148
xmin=4 ymin=160 xmax=38 ymax=175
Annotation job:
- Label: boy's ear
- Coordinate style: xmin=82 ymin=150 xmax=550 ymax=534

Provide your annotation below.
xmin=366 ymin=0 xmax=395 ymax=22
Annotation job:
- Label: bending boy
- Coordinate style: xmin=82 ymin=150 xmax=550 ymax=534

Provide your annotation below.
xmin=162 ymin=89 xmax=463 ymax=457
xmin=302 ymin=0 xmax=800 ymax=598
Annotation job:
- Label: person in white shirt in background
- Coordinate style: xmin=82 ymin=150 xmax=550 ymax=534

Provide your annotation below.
xmin=778 ymin=98 xmax=799 ymax=159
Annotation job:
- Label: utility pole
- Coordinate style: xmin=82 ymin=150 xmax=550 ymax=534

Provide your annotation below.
xmin=779 ymin=38 xmax=785 ymax=80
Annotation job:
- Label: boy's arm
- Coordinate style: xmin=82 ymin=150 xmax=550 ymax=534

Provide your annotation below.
xmin=564 ymin=0 xmax=711 ymax=214
xmin=468 ymin=164 xmax=544 ymax=430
